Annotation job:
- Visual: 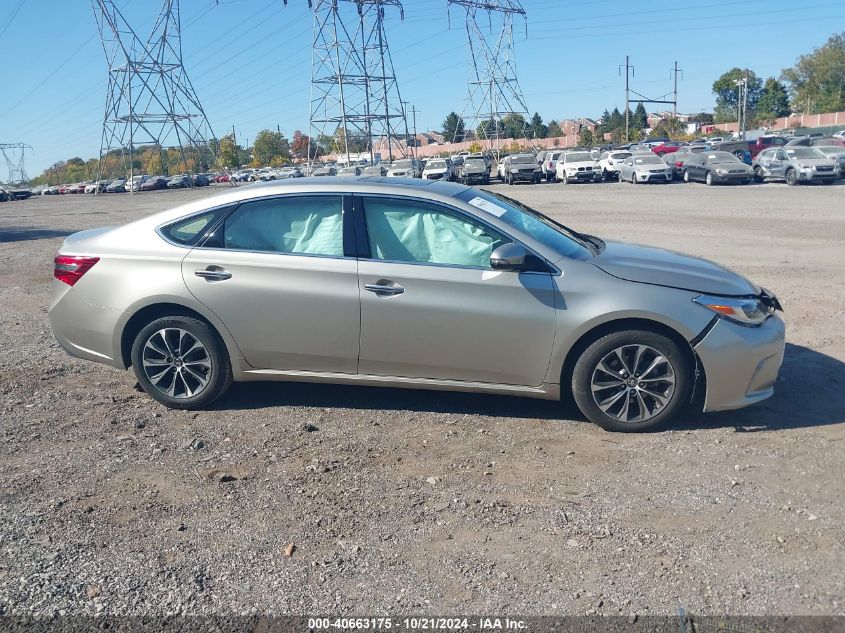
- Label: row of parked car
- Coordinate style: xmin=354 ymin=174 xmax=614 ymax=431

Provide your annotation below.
xmin=30 ymin=173 xmax=216 ymax=196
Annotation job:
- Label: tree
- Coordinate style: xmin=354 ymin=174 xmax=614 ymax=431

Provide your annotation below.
xmin=529 ymin=112 xmax=547 ymax=139
xmin=252 ymin=129 xmax=290 ymax=166
xmin=547 ymin=120 xmax=563 ymax=137
xmin=578 ymin=127 xmax=594 ymax=147
xmin=781 ymin=32 xmax=845 ymax=114
xmin=631 ymin=103 xmax=648 ymax=132
xmin=468 ymin=141 xmax=483 ymax=153
xmin=441 ymin=112 xmax=466 ymax=143
xmin=477 ymin=118 xmax=503 ymax=140
xmin=218 ymin=134 xmax=240 ymax=169
xmin=756 ymin=77 xmax=790 ymax=121
xmin=690 ymin=112 xmax=714 ymax=124
xmin=501 ymin=113 xmax=527 ymax=139
xmin=712 ymin=68 xmax=763 ymax=123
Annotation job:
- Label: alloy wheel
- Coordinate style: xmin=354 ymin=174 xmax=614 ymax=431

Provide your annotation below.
xmin=142 ymin=328 xmax=213 ymax=399
xmin=590 ymin=344 xmax=676 ymax=424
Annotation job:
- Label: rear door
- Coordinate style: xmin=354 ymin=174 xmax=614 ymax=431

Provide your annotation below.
xmin=182 ymin=193 xmax=360 ymax=372
xmin=353 ymin=194 xmax=557 ymax=386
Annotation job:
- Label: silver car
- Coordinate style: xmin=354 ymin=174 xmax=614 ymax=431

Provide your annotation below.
xmin=753 ymin=147 xmax=839 ymax=185
xmin=618 ymin=154 xmax=674 ymax=184
xmin=48 ymin=179 xmax=785 ymax=432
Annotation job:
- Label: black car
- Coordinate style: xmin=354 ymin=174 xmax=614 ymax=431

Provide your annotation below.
xmin=139 ymin=176 xmax=168 ymax=192
xmin=0 ymin=186 xmax=33 ymax=200
xmin=682 ymin=151 xmax=754 ymax=185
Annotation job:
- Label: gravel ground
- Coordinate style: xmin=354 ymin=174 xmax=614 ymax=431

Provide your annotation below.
xmin=1 ymin=180 xmax=843 ymax=618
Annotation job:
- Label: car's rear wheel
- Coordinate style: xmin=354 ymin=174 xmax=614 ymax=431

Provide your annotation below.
xmin=131 ymin=316 xmax=232 ymax=409
xmin=753 ymin=166 xmax=764 ymax=183
xmin=683 ymin=169 xmax=690 ymax=183
xmin=571 ymin=329 xmax=692 ymax=432
xmin=785 ymin=168 xmax=798 ymax=186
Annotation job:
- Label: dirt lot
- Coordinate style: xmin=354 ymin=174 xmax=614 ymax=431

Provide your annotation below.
xmin=1 ymin=180 xmax=843 ymax=618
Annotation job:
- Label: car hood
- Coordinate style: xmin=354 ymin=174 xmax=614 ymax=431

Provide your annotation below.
xmin=590 ymin=240 xmax=759 ymax=296
xmin=634 ymin=164 xmax=670 ymax=172
xmin=562 ymin=161 xmax=597 ymax=168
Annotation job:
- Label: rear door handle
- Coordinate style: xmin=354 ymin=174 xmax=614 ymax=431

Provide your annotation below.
xmin=195 ymin=268 xmax=232 ymax=281
xmin=364 ymin=283 xmax=404 ymax=296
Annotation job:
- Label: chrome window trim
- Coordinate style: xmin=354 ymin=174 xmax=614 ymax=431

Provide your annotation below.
xmin=155 ymin=203 xmax=235 ymax=249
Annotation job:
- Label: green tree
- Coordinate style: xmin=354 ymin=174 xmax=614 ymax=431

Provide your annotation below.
xmin=781 ymin=33 xmax=845 ymax=114
xmin=756 ymin=77 xmax=790 ymax=121
xmin=501 ymin=113 xmax=527 ymax=139
xmin=477 ymin=118 xmax=503 ymax=140
xmin=218 ymin=134 xmax=240 ymax=169
xmin=578 ymin=127 xmax=594 ymax=147
xmin=631 ymin=103 xmax=648 ymax=132
xmin=252 ymin=129 xmax=290 ymax=166
xmin=441 ymin=112 xmax=466 ymax=143
xmin=547 ymin=120 xmax=563 ymax=137
xmin=712 ymin=68 xmax=763 ymax=123
xmin=529 ymin=112 xmax=547 ymax=139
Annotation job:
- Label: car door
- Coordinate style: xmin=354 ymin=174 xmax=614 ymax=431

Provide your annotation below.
xmin=770 ymin=150 xmax=788 ymax=178
xmin=181 ymin=193 xmax=360 ymax=372
xmin=353 ymin=194 xmax=557 ymax=386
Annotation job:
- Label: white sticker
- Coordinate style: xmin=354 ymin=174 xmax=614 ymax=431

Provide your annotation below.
xmin=467 ymin=196 xmax=507 ymax=218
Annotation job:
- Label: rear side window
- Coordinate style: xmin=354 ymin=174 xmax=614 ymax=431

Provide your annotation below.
xmin=160 ymin=208 xmax=227 ymax=246
xmin=222 ymin=195 xmax=344 ymax=256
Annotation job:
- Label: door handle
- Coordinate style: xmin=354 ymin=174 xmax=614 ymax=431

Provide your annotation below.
xmin=195 ymin=268 xmax=232 ymax=281
xmin=364 ymin=283 xmax=404 ymax=296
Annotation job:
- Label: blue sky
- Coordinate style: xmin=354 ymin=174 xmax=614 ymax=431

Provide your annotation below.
xmin=1 ymin=0 xmax=842 ymax=176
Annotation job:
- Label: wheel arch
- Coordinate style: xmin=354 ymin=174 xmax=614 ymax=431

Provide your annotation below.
xmin=558 ymin=317 xmax=703 ymax=404
xmin=118 ymin=300 xmax=242 ymax=370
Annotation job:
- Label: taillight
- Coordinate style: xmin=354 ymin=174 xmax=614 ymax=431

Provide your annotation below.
xmin=54 ymin=255 xmax=99 ymax=286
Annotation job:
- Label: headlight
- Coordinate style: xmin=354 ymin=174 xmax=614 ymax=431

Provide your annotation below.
xmin=715 ymin=168 xmax=727 ymax=175
xmin=510 ymin=168 xmax=519 ymax=173
xmin=693 ymin=294 xmax=772 ymax=326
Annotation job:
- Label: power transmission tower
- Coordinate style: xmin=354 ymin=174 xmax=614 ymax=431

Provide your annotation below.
xmin=91 ymin=0 xmax=218 ymax=191
xmin=290 ymin=0 xmax=410 ymax=167
xmin=0 ymin=143 xmax=32 ymax=185
xmin=448 ymin=0 xmax=533 ymax=159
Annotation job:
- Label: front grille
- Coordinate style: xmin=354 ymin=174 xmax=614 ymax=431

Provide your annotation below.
xmin=816 ymin=166 xmax=834 ymax=172
xmin=729 ymin=169 xmax=746 ymax=174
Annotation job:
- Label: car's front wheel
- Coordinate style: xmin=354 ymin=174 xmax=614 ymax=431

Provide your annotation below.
xmin=571 ymin=329 xmax=692 ymax=432
xmin=705 ymin=171 xmax=714 ymax=186
xmin=131 ymin=316 xmax=232 ymax=409
xmin=683 ymin=170 xmax=690 ymax=183
xmin=785 ymin=168 xmax=798 ymax=186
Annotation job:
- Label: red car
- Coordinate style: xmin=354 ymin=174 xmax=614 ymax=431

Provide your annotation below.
xmin=651 ymin=141 xmax=686 ymax=157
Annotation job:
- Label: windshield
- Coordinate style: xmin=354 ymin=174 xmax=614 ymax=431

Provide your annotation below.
xmin=565 ymin=153 xmax=593 ymax=162
xmin=426 ymin=160 xmax=446 ymax=169
xmin=634 ymin=155 xmax=663 ymax=165
xmin=786 ymin=147 xmax=825 ymax=159
xmin=510 ymin=155 xmax=535 ymax=164
xmin=456 ymin=189 xmax=593 ymax=262
xmin=610 ymin=152 xmax=631 ymax=159
xmin=464 ymin=159 xmax=485 ymax=168
xmin=705 ymin=152 xmax=742 ymax=163
xmin=392 ymin=160 xmax=413 ymax=169
xmin=362 ymin=166 xmax=382 ymax=174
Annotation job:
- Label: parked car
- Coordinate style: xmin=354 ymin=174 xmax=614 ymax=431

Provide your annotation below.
xmin=361 ymin=164 xmax=389 ymax=177
xmin=167 ymin=175 xmax=191 ymax=189
xmin=747 ymin=135 xmax=788 ymax=158
xmin=312 ymin=165 xmax=337 ymax=177
xmin=785 ymin=135 xmax=845 ymax=148
xmin=0 ymin=185 xmax=32 ymax=200
xmin=651 ymin=141 xmax=686 ymax=157
xmin=499 ymin=153 xmax=541 ymax=185
xmin=105 ymin=179 xmax=127 ymax=193
xmin=84 ymin=181 xmax=110 ymax=194
xmin=422 ymin=158 xmax=453 ymax=181
xmin=193 ymin=174 xmax=210 ymax=187
xmin=712 ymin=141 xmax=753 ymax=164
xmin=459 ymin=158 xmax=490 ymax=185
xmin=338 ymin=166 xmax=362 ymax=177
xmin=47 ymin=179 xmax=784 ymax=432
xmin=387 ymin=159 xmax=423 ymax=178
xmin=664 ymin=146 xmax=707 ymax=179
xmin=139 ymin=176 xmax=168 ymax=191
xmin=556 ymin=151 xmax=602 ymax=184
xmin=683 ymin=151 xmax=753 ymax=185
xmin=752 ymin=147 xmax=839 ymax=185
xmin=43 ymin=185 xmax=61 ymax=195
xmin=814 ymin=145 xmax=845 ymax=177
xmin=126 ymin=175 xmax=150 ymax=192
xmin=618 ymin=153 xmax=674 ymax=184
xmin=541 ymin=150 xmax=564 ymax=182
xmin=230 ymin=170 xmax=252 ymax=182
xmin=598 ymin=150 xmax=632 ymax=181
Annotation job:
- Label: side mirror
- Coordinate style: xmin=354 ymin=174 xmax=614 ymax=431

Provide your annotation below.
xmin=490 ymin=243 xmax=548 ymax=273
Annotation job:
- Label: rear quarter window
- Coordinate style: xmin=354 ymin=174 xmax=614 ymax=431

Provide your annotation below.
xmin=159 ymin=208 xmax=228 ymax=246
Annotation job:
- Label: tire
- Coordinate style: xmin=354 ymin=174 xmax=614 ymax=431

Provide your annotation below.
xmin=785 ymin=168 xmax=798 ymax=186
xmin=131 ymin=316 xmax=232 ymax=410
xmin=705 ymin=171 xmax=714 ymax=186
xmin=571 ymin=329 xmax=692 ymax=433
xmin=483 ymin=176 xmax=489 ymax=185
xmin=753 ymin=166 xmax=764 ymax=183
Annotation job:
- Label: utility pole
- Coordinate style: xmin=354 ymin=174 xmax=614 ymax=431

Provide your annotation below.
xmin=619 ymin=56 xmax=634 ymax=142
xmin=411 ymin=104 xmax=418 ymax=158
xmin=741 ymin=68 xmax=749 ymax=141
xmin=671 ymin=61 xmax=682 ymax=118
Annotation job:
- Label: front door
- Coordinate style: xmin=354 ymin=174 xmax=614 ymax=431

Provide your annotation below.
xmin=354 ymin=195 xmax=557 ymax=386
xmin=182 ymin=194 xmax=360 ymax=372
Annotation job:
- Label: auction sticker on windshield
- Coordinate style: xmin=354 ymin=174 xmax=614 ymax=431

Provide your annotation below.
xmin=467 ymin=196 xmax=507 ymax=217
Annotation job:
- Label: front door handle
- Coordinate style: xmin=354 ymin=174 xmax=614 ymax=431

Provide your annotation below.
xmin=195 ymin=268 xmax=232 ymax=281
xmin=364 ymin=282 xmax=404 ymax=296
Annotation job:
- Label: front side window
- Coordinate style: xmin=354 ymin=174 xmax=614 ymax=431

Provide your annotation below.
xmin=221 ymin=195 xmax=344 ymax=256
xmin=363 ymin=197 xmax=506 ymax=268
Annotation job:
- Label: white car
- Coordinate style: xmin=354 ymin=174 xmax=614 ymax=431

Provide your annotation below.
xmin=125 ymin=175 xmax=150 ymax=192
xmin=598 ymin=150 xmax=632 ymax=181
xmin=422 ymin=158 xmax=453 ymax=181
xmin=387 ymin=158 xmax=422 ymax=178
xmin=555 ymin=151 xmax=603 ymax=183
xmin=540 ymin=150 xmax=563 ymax=182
